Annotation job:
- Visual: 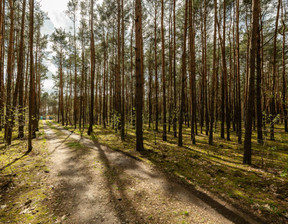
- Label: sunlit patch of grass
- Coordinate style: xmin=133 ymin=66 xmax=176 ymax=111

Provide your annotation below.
xmin=66 ymin=141 xmax=84 ymax=150
xmin=0 ymin=124 xmax=55 ymax=223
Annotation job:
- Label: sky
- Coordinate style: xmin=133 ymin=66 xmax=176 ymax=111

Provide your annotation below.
xmin=40 ymin=0 xmax=71 ymax=93
xmin=40 ymin=0 xmax=103 ymax=93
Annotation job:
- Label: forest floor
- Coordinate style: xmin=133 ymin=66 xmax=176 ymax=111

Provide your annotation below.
xmin=0 ymin=121 xmax=261 ymax=224
xmin=43 ymin=120 xmax=260 ymax=224
xmin=0 ymin=121 xmax=287 ymax=223
xmin=59 ymin=121 xmax=288 ymax=224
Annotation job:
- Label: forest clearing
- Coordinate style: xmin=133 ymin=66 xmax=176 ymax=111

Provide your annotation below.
xmin=1 ymin=0 xmax=288 ymax=223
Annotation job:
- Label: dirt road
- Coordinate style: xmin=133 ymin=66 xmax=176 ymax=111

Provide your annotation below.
xmin=44 ymin=121 xmax=259 ymax=224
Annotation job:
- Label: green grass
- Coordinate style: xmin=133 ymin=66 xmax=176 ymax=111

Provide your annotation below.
xmin=0 ymin=121 xmax=56 ymax=223
xmin=50 ymin=120 xmax=288 ymax=222
xmin=66 ymin=141 xmax=84 ymax=149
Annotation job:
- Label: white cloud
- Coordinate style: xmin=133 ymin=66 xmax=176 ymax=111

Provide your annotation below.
xmin=40 ymin=0 xmax=71 ymax=29
xmin=43 ymin=79 xmax=55 ymax=93
xmin=41 ymin=19 xmax=54 ymax=35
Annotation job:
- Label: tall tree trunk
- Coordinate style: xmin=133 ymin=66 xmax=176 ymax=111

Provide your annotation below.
xmin=154 ymin=2 xmax=159 ymax=132
xmin=121 ymin=0 xmax=125 ymax=139
xmin=116 ymin=0 xmax=122 ymax=132
xmin=270 ymin=0 xmax=281 ymax=140
xmin=172 ymin=0 xmax=177 ymax=137
xmin=243 ymin=0 xmax=259 ymax=165
xmin=18 ymin=0 xmax=27 ymax=138
xmin=189 ymin=0 xmax=196 ymax=144
xmin=209 ymin=0 xmax=217 ymax=145
xmin=161 ymin=0 xmax=167 ymax=141
xmin=178 ymin=0 xmax=188 ymax=147
xmin=224 ymin=0 xmax=230 ymax=141
xmin=130 ymin=6 xmax=135 ymax=128
xmin=60 ymin=50 xmax=64 ymax=126
xmin=236 ymin=0 xmax=242 ymax=144
xmin=28 ymin=0 xmax=35 ymax=152
xmin=135 ymin=0 xmax=144 ymax=151
xmin=0 ymin=0 xmax=5 ymax=132
xmin=103 ymin=35 xmax=107 ymax=128
xmin=148 ymin=42 xmax=152 ymax=128
xmin=73 ymin=5 xmax=78 ymax=129
xmin=282 ymin=7 xmax=287 ymax=132
xmin=5 ymin=0 xmax=15 ymax=145
xmin=204 ymin=0 xmax=209 ymax=136
xmin=168 ymin=6 xmax=172 ymax=133
xmin=256 ymin=5 xmax=263 ymax=143
xmin=218 ymin=0 xmax=229 ymax=140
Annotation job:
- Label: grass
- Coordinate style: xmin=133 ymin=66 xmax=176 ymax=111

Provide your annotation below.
xmin=0 ymin=121 xmax=55 ymax=223
xmin=50 ymin=120 xmax=288 ymax=223
xmin=66 ymin=141 xmax=84 ymax=149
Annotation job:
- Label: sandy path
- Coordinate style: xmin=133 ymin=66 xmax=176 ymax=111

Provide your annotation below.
xmin=44 ymin=121 xmax=259 ymax=224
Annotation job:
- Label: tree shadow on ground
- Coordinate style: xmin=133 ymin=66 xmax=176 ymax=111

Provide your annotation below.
xmin=137 ymin=149 xmax=265 ymax=224
xmin=48 ymin=128 xmax=143 ymax=223
xmin=52 ymin=123 xmax=265 ymax=224
xmin=96 ymin=143 xmax=145 ymax=223
xmin=0 ymin=151 xmax=30 ymax=172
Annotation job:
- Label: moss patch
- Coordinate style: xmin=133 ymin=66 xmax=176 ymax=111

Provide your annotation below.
xmin=0 ymin=121 xmax=55 ymax=223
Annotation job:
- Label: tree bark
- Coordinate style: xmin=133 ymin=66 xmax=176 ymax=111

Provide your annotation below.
xmin=178 ymin=0 xmax=188 ymax=147
xmin=135 ymin=0 xmax=144 ymax=151
xmin=282 ymin=7 xmax=287 ymax=132
xmin=256 ymin=4 xmax=263 ymax=143
xmin=18 ymin=0 xmax=26 ymax=139
xmin=121 ymin=0 xmax=125 ymax=140
xmin=189 ymin=0 xmax=196 ymax=144
xmin=5 ymin=0 xmax=15 ymax=145
xmin=154 ymin=2 xmax=159 ymax=132
xmin=28 ymin=0 xmax=35 ymax=152
xmin=161 ymin=0 xmax=167 ymax=141
xmin=209 ymin=0 xmax=218 ymax=145
xmin=236 ymin=0 xmax=242 ymax=144
xmin=172 ymin=0 xmax=177 ymax=138
xmin=115 ymin=0 xmax=122 ymax=132
xmin=0 ymin=0 xmax=5 ymax=132
xmin=243 ymin=0 xmax=259 ymax=165
xmin=270 ymin=0 xmax=281 ymax=140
